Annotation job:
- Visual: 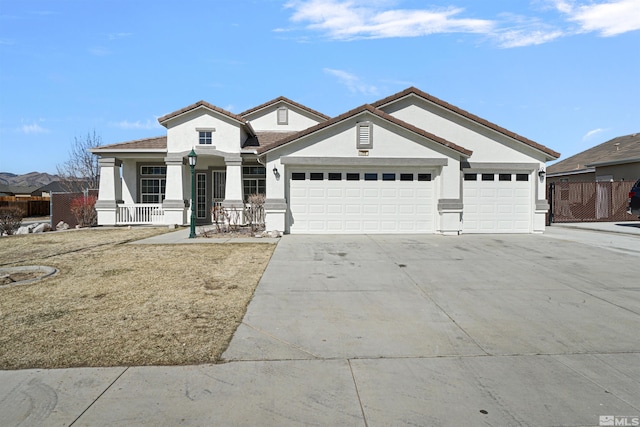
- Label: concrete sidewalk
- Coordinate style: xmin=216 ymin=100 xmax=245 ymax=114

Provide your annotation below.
xmin=1 ymin=230 xmax=639 ymax=426
xmin=131 ymin=226 xmax=280 ymax=244
xmin=551 ymin=220 xmax=640 ymax=235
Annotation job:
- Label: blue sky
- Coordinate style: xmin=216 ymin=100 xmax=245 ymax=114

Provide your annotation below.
xmin=1 ymin=0 xmax=639 ymax=175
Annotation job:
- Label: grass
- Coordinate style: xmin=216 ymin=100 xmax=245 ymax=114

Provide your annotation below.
xmin=0 ymin=227 xmax=276 ymax=370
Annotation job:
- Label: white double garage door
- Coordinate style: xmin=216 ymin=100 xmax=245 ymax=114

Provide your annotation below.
xmin=287 ymin=168 xmax=533 ymax=234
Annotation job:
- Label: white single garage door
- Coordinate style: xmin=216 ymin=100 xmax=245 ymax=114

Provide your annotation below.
xmin=463 ymin=172 xmax=532 ymax=233
xmin=288 ymin=169 xmax=435 ymax=234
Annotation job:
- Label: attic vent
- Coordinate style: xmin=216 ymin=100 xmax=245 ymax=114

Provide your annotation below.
xmin=277 ymin=107 xmax=288 ymax=125
xmin=614 ymin=142 xmax=620 ymax=151
xmin=357 ymin=122 xmax=373 ymax=149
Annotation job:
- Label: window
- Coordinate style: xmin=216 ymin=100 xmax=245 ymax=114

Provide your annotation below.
xmin=516 ymin=174 xmax=529 ymax=182
xmin=292 ymin=172 xmax=305 ymax=180
xmin=243 ymin=165 xmax=266 ymax=201
xmin=464 ymin=173 xmax=477 ymax=181
xmin=357 ymin=122 xmax=373 ymax=149
xmin=400 ymin=173 xmax=414 ymax=181
xmin=141 ymin=166 xmax=167 ymax=175
xmin=364 ymin=173 xmax=378 ymax=181
xmin=499 ymin=174 xmax=512 ymax=181
xmin=199 ymin=131 xmax=213 ymax=145
xmin=346 ymin=173 xmax=360 ymax=181
xmin=328 ymin=173 xmax=342 ymax=181
xmin=417 ymin=173 xmax=432 ymax=182
xmin=310 ymin=172 xmax=324 ymax=181
xmin=196 ymin=173 xmax=207 ymax=219
xmin=141 ymin=178 xmax=166 ymax=203
xmin=382 ymin=173 xmax=396 ymax=181
xmin=277 ymin=107 xmax=288 ymax=125
xmin=482 ymin=174 xmax=495 ymax=181
xmin=140 ymin=164 xmax=166 ymax=203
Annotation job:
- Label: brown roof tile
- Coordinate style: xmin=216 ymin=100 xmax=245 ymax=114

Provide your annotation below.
xmin=240 ymin=96 xmax=330 ymax=120
xmin=547 ymin=133 xmax=640 ymax=174
xmin=243 ymin=131 xmax=300 ymax=150
xmin=257 ymin=104 xmax=472 ymax=157
xmin=372 ymin=87 xmax=560 ymax=159
xmin=92 ymin=136 xmax=167 ymax=151
xmin=158 ymin=101 xmax=248 ymax=126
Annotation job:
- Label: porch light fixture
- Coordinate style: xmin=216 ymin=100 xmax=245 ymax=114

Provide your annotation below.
xmin=538 ymin=169 xmax=546 ymax=179
xmin=188 ymin=148 xmax=198 ymax=238
xmin=272 ymin=166 xmax=280 ymax=179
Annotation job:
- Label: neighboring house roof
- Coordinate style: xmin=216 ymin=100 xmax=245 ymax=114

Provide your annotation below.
xmin=239 ymin=96 xmax=331 ymax=121
xmin=257 ymin=104 xmax=473 ymax=157
xmin=158 ymin=101 xmax=249 ymax=127
xmin=372 ymin=87 xmax=560 ymax=160
xmin=38 ymin=180 xmax=92 ymax=193
xmin=547 ymin=132 xmax=640 ymax=175
xmin=0 ymin=184 xmax=41 ymax=196
xmin=91 ymin=136 xmax=168 ymax=153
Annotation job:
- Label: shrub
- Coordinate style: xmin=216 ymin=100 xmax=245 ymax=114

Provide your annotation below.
xmin=0 ymin=206 xmax=25 ymax=236
xmin=70 ymin=195 xmax=98 ymax=227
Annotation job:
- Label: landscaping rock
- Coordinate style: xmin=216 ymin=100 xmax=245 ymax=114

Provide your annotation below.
xmin=56 ymin=221 xmax=70 ymax=231
xmin=32 ymin=223 xmax=51 ymax=233
xmin=16 ymin=224 xmax=36 ymax=235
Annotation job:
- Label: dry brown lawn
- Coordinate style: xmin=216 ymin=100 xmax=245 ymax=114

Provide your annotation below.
xmin=0 ymin=227 xmax=275 ymax=370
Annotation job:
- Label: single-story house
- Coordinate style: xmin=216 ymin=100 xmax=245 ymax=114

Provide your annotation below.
xmin=91 ymin=87 xmax=559 ymax=234
xmin=547 ymin=133 xmax=640 ymax=183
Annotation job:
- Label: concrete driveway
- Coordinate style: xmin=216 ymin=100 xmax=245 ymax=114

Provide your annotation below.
xmin=2 ymin=228 xmax=639 ymax=426
xmin=222 ymin=232 xmax=640 ymax=426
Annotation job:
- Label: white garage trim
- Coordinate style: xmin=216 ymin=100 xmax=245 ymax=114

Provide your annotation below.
xmin=287 ymin=168 xmax=436 ymax=234
xmin=462 ymin=171 xmax=533 ymax=233
xmin=280 ymin=156 xmax=448 ymax=167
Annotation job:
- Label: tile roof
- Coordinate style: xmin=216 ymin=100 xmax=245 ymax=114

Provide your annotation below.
xmin=92 ymin=136 xmax=167 ymax=152
xmin=547 ymin=133 xmax=640 ymax=174
xmin=239 ymin=96 xmax=330 ymax=120
xmin=372 ymin=87 xmax=560 ymax=159
xmin=243 ymin=131 xmax=300 ymax=150
xmin=257 ymin=104 xmax=473 ymax=157
xmin=158 ymin=101 xmax=248 ymax=126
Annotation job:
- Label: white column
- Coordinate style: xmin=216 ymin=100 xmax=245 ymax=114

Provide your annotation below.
xmin=95 ymin=157 xmax=122 ymax=225
xmin=437 ymin=160 xmax=463 ymax=235
xmin=162 ymin=155 xmax=188 ymax=225
xmin=264 ymin=157 xmax=286 ymax=233
xmin=222 ymin=157 xmax=244 ymax=208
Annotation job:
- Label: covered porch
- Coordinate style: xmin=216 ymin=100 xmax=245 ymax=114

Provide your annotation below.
xmin=94 ymin=146 xmax=261 ymax=227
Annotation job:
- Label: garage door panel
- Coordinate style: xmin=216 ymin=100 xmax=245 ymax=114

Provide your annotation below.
xmin=289 ymin=169 xmax=434 ymax=234
xmin=463 ymin=171 xmax=532 ymax=234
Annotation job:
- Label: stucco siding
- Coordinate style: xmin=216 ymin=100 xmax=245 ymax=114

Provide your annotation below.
xmin=247 ymin=105 xmax=324 ymax=132
xmin=166 ymin=110 xmax=243 ymax=154
xmin=382 ymin=100 xmax=544 ymax=164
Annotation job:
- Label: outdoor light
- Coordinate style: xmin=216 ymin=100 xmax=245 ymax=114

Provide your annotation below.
xmin=538 ymin=169 xmax=546 ymax=179
xmin=273 ymin=166 xmax=278 ymax=175
xmin=188 ymin=148 xmax=198 ymax=238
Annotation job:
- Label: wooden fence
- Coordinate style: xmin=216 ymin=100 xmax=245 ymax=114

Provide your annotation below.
xmin=0 ymin=196 xmax=50 ymax=217
xmin=549 ymin=181 xmax=636 ymax=223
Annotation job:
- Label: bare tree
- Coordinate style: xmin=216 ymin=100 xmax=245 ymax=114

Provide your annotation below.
xmin=56 ymin=130 xmax=102 ymax=191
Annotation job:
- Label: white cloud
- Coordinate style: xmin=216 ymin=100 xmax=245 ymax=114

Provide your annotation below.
xmin=112 ymin=119 xmax=162 ymax=130
xmin=583 ymin=128 xmax=607 ymax=140
xmin=89 ymin=47 xmax=111 ymax=56
xmin=107 ymin=32 xmax=133 ymax=40
xmin=286 ymin=1 xmax=494 ymax=40
xmin=323 ymin=68 xmax=379 ymax=95
xmin=495 ymin=28 xmax=564 ymax=48
xmin=284 ymin=0 xmax=640 ymax=47
xmin=20 ymin=123 xmax=50 ymax=134
xmin=554 ymin=0 xmax=640 ymax=36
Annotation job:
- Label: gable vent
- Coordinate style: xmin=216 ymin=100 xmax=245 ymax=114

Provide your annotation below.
xmin=357 ymin=122 xmax=373 ymax=149
xmin=277 ymin=106 xmax=288 ymax=125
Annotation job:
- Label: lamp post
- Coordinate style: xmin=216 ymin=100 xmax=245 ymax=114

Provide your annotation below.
xmin=188 ymin=148 xmax=198 ymax=238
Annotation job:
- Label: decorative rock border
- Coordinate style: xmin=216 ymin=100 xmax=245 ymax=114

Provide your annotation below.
xmin=0 ymin=266 xmax=58 ymax=288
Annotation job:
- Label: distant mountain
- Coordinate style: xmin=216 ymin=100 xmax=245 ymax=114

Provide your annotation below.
xmin=0 ymin=172 xmax=60 ymax=187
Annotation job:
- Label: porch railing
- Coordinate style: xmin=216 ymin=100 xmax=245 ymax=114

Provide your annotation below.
xmin=116 ymin=204 xmax=165 ymax=225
